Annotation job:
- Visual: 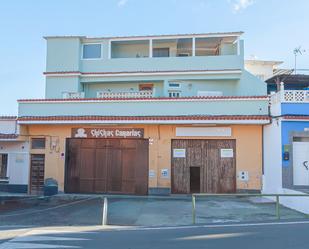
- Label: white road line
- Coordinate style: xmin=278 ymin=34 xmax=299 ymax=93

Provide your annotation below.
xmin=109 ymin=220 xmax=309 ymax=232
xmin=0 ymin=242 xmax=80 ymax=248
xmin=13 ymin=235 xmax=89 ymax=242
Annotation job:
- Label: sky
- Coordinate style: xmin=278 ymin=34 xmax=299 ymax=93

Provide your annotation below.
xmin=0 ymin=0 xmax=308 ymax=115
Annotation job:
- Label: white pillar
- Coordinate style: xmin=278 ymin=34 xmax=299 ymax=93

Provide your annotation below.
xmin=149 ymin=39 xmax=153 ymax=58
xmin=280 ymin=82 xmax=285 ymax=101
xmin=192 ymin=37 xmax=196 ymax=56
xmin=108 ymin=40 xmax=111 ymax=59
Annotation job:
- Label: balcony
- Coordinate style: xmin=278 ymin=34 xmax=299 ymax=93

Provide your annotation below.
xmin=97 ymin=90 xmax=154 ymax=98
xmin=79 ymin=36 xmax=244 ymax=74
xmin=18 ymin=96 xmax=269 ymax=118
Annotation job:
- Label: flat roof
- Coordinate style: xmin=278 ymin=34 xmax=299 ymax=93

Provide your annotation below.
xmin=43 ymin=31 xmax=243 ymax=40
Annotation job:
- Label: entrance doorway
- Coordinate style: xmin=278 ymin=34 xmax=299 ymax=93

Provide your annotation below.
xmin=30 ymin=154 xmax=45 ymax=195
xmin=190 ymin=167 xmax=200 ymax=193
xmin=172 ymin=139 xmax=236 ymax=194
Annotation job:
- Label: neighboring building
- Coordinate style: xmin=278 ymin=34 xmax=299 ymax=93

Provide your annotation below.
xmin=17 ymin=32 xmax=269 ymax=195
xmin=263 ymin=80 xmax=309 ymax=213
xmin=266 ymin=74 xmax=309 ymax=94
xmin=0 ymin=116 xmax=29 ymax=193
xmin=245 ymin=59 xmax=283 ymax=81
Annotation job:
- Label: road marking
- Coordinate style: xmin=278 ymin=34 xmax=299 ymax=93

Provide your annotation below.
xmin=109 ymin=220 xmax=309 ymax=232
xmin=175 ymin=232 xmax=252 ymax=240
xmin=0 ymin=242 xmax=80 ymax=248
xmin=0 ymin=228 xmax=90 ymax=249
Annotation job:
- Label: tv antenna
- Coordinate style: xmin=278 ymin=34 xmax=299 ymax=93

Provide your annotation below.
xmin=294 ymin=46 xmax=306 ymax=74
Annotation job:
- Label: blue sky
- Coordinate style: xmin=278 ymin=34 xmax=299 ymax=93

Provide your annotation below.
xmin=0 ymin=0 xmax=308 ymax=115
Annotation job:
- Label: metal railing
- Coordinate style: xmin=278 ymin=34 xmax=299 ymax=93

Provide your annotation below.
xmin=191 ymin=193 xmax=309 ymax=224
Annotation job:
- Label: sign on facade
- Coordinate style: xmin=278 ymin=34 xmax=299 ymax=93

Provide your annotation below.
xmin=72 ymin=128 xmax=144 ymax=139
xmin=220 ymin=148 xmax=234 ymax=158
xmin=161 ymin=169 xmax=169 ymax=178
xmin=173 ymin=149 xmax=186 ymax=158
xmin=175 ymin=127 xmax=232 ymax=137
xmin=149 ymin=170 xmax=156 ymax=178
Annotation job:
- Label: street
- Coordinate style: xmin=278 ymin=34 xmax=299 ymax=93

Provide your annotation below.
xmin=1 ymin=221 xmax=309 ymax=249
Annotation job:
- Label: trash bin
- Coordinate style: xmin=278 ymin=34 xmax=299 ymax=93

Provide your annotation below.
xmin=44 ymin=178 xmax=58 ymax=196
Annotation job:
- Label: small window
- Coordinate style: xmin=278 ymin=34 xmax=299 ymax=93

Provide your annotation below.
xmin=139 ymin=84 xmax=153 ymax=91
xmin=169 ymin=91 xmax=181 ymax=98
xmin=168 ymin=83 xmax=180 ymax=88
xmin=31 ymin=138 xmax=46 ymax=149
xmin=82 ymin=44 xmax=102 ymax=59
xmin=153 ymin=48 xmax=170 ymax=57
xmin=0 ymin=154 xmax=8 ymax=179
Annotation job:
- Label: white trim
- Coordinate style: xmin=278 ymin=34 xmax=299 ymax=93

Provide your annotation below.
xmin=105 ymin=33 xmax=242 ymax=42
xmin=18 ymin=119 xmax=270 ymax=125
xmin=81 ymin=43 xmax=103 ymax=60
xmin=18 ymin=97 xmax=268 ymax=104
xmin=45 ymin=69 xmax=242 ymax=78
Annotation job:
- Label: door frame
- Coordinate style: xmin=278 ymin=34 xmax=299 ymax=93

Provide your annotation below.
xmin=29 ymin=153 xmax=45 ymax=195
xmin=64 ymin=138 xmax=149 ymax=195
xmin=171 ymin=139 xmax=237 ymax=194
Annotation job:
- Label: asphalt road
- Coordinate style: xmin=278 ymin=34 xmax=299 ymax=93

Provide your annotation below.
xmin=1 ymin=221 xmax=309 ymax=249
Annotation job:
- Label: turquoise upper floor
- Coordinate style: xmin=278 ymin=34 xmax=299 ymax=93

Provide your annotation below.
xmin=43 ymin=32 xmax=267 ymax=99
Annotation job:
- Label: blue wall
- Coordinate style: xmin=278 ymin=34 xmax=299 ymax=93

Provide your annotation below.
xmin=282 ymin=103 xmax=309 ymax=115
xmin=281 ymin=121 xmax=309 ymax=167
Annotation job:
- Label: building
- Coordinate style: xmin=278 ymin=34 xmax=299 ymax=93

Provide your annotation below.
xmin=266 ymin=74 xmax=309 ymax=94
xmin=245 ymin=59 xmax=284 ymax=82
xmin=17 ymin=32 xmax=269 ymax=195
xmin=0 ymin=116 xmax=29 ymax=193
xmin=263 ymin=77 xmax=309 ymax=213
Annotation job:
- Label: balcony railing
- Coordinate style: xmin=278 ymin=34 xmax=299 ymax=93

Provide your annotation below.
xmin=97 ymin=90 xmax=154 ymax=98
xmin=62 ymin=92 xmax=85 ymax=99
xmin=283 ymin=90 xmax=309 ymax=102
xmin=271 ymin=90 xmax=309 ymax=103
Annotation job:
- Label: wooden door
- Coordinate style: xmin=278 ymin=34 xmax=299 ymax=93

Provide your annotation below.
xmin=172 ymin=139 xmax=236 ymax=194
xmin=30 ymin=154 xmax=45 ymax=195
xmin=65 ymin=138 xmax=149 ymax=195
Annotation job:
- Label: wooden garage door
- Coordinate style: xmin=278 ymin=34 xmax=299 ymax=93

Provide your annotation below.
xmin=65 ymin=138 xmax=149 ymax=195
xmin=172 ymin=139 xmax=236 ymax=194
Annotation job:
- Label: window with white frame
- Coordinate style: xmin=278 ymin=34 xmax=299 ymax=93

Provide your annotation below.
xmin=82 ymin=44 xmax=102 ymax=59
xmin=168 ymin=82 xmax=181 ymax=88
xmin=168 ymin=91 xmax=181 ymax=98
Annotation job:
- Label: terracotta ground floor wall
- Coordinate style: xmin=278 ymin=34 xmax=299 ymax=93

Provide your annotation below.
xmin=25 ymin=124 xmax=263 ymax=192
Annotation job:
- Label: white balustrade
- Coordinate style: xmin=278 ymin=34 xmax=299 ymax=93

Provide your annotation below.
xmin=97 ymin=90 xmax=154 ymax=98
xmin=62 ymin=92 xmax=85 ymax=99
xmin=283 ymin=90 xmax=309 ymax=102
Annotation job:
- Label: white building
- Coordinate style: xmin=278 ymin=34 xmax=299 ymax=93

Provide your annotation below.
xmin=245 ymin=59 xmax=283 ymax=81
xmin=0 ymin=116 xmax=30 ymax=193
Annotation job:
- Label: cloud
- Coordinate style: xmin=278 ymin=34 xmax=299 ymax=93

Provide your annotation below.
xmin=230 ymin=0 xmax=255 ymax=13
xmin=117 ymin=0 xmax=128 ymax=7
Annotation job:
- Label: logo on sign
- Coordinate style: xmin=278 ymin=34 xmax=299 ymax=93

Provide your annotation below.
xmin=75 ymin=128 xmax=87 ymax=138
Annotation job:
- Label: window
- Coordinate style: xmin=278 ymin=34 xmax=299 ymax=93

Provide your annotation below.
xmin=169 ymin=91 xmax=181 ymax=98
xmin=139 ymin=84 xmax=153 ymax=91
xmin=168 ymin=83 xmax=180 ymax=88
xmin=0 ymin=154 xmax=8 ymax=179
xmin=31 ymin=138 xmax=46 ymax=149
xmin=82 ymin=44 xmax=102 ymax=59
xmin=153 ymin=48 xmax=170 ymax=57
